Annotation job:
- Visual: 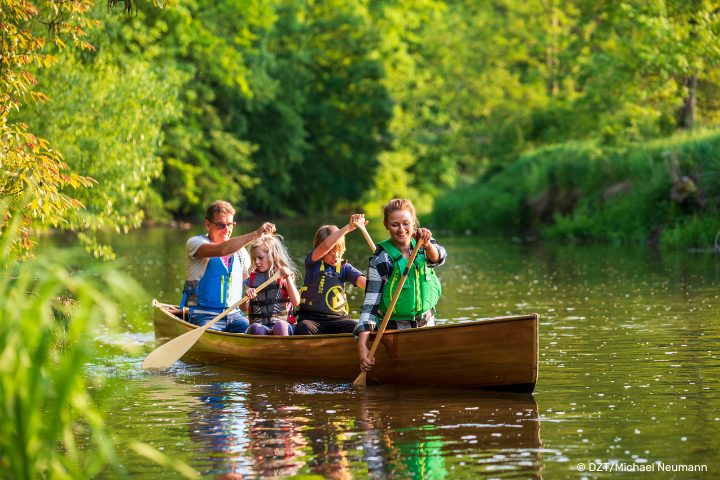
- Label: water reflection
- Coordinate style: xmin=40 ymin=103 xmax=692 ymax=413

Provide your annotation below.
xmin=188 ymin=382 xmax=250 ymax=476
xmin=245 ymin=391 xmax=306 ymax=478
xmin=352 ymin=386 xmax=542 ymax=478
xmin=164 ymin=368 xmax=543 ymax=478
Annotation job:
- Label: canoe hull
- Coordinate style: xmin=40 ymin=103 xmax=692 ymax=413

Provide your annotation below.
xmin=152 ymin=306 xmax=538 ymax=392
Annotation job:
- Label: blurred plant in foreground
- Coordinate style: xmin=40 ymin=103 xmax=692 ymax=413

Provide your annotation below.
xmin=0 ymin=204 xmax=198 ymax=478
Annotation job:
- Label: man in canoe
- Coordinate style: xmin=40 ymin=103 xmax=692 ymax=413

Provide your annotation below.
xmin=180 ymin=200 xmax=276 ymax=333
xmin=354 ymin=199 xmax=446 ymax=372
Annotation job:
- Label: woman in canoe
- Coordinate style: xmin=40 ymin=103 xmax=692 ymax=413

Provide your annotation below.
xmin=354 ymin=198 xmax=447 ymax=372
xmin=295 ymin=214 xmax=368 ymax=335
xmin=244 ymin=235 xmax=301 ymax=336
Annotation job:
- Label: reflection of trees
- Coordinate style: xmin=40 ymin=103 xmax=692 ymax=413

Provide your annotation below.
xmin=354 ymin=387 xmax=543 ymax=479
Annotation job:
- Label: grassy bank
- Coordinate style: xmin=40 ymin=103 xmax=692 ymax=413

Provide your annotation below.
xmin=432 ymin=130 xmax=720 ymax=249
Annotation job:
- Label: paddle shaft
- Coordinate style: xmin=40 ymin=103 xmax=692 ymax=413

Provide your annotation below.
xmin=353 ymin=239 xmax=424 ymax=386
xmin=142 ymin=270 xmax=281 ymax=370
xmin=357 ymin=223 xmax=376 ymax=252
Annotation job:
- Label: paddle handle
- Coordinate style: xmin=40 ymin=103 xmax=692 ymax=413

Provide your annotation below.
xmin=353 ymin=239 xmax=425 ymax=386
xmin=357 ymin=223 xmax=376 ymax=252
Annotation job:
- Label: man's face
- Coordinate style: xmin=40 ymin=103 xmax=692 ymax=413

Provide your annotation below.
xmin=206 ymin=213 xmax=235 ymax=243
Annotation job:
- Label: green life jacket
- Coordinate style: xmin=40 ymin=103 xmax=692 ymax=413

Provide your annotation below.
xmin=378 ymin=238 xmax=442 ymax=321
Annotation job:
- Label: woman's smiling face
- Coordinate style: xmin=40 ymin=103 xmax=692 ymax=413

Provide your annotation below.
xmin=385 ymin=209 xmax=414 ymax=248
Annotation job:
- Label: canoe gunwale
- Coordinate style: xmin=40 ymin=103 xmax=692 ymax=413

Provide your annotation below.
xmin=152 ymin=302 xmax=538 ymax=340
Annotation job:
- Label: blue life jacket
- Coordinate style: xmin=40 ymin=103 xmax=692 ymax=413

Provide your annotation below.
xmin=181 ymin=254 xmax=243 ymax=312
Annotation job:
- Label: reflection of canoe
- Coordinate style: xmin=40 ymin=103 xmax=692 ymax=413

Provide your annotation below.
xmin=152 ymin=304 xmax=539 ymax=392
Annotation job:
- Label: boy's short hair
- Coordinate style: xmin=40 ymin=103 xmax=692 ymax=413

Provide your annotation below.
xmin=313 ymin=225 xmax=345 ymax=254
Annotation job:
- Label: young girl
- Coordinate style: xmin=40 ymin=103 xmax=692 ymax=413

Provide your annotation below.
xmin=354 ymin=199 xmax=447 ymax=372
xmin=244 ymin=235 xmax=301 ymax=336
xmin=295 ymin=213 xmax=368 ymax=335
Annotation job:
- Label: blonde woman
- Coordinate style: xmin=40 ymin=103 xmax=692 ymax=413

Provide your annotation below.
xmin=354 ymin=199 xmax=447 ymax=372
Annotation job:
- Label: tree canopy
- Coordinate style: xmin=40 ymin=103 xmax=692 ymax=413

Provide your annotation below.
xmin=3 ymin=0 xmax=720 ymax=255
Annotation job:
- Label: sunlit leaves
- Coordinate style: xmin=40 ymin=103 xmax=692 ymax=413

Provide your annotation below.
xmin=21 ymin=50 xmax=182 ymax=242
xmin=1 ymin=0 xmax=100 ymax=258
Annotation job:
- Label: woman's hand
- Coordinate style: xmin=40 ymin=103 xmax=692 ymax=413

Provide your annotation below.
xmin=360 ymin=353 xmax=376 ymax=373
xmin=415 ymin=227 xmax=432 ymax=244
xmin=357 ymin=331 xmax=376 ymax=372
xmin=245 ymin=287 xmax=257 ymax=299
xmin=414 ymin=227 xmax=441 ymax=262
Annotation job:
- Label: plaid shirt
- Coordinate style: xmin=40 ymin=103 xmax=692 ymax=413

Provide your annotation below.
xmin=354 ymin=238 xmax=446 ymax=337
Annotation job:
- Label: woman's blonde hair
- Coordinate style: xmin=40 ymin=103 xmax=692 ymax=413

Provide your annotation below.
xmin=313 ymin=225 xmax=345 ymax=255
xmin=249 ymin=235 xmax=298 ymax=277
xmin=383 ymin=198 xmax=419 ymax=231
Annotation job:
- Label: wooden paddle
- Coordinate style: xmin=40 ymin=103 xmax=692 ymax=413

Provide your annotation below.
xmin=142 ymin=271 xmax=281 ymax=371
xmin=356 ymin=222 xmax=376 ymax=252
xmin=353 ymin=238 xmax=425 ymax=386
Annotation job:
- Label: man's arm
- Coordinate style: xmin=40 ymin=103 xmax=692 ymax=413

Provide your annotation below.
xmin=194 ymin=223 xmax=275 ymax=258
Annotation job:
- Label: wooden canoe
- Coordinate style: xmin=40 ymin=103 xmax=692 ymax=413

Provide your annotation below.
xmin=152 ymin=303 xmax=539 ymax=392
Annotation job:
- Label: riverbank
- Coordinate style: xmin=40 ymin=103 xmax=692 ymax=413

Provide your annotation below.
xmin=432 ymin=129 xmax=720 ymax=249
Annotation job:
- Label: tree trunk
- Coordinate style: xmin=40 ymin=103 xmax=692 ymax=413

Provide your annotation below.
xmin=678 ymin=72 xmax=698 ymax=129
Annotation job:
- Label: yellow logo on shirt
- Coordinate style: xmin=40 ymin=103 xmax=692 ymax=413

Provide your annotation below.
xmin=325 ymin=286 xmax=347 ymax=314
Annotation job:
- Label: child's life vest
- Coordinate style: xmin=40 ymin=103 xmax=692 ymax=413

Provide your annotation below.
xmin=298 ymin=260 xmax=349 ymax=318
xmin=246 ymin=271 xmax=294 ymax=325
xmin=378 ymin=238 xmax=442 ymax=321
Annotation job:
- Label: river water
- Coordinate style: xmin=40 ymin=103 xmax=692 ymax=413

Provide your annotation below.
xmin=53 ymin=221 xmax=720 ymax=478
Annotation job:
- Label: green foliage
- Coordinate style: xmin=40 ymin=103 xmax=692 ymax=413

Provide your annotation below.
xmin=661 ymin=211 xmax=720 ymax=249
xmin=0 ymin=0 xmax=98 ymax=255
xmin=137 ymin=0 xmax=267 ymax=217
xmin=433 ymin=130 xmax=720 ymax=248
xmin=287 ymin=0 xmax=393 ymax=213
xmin=5 ymin=0 xmax=720 ymax=255
xmin=20 ymin=48 xmax=182 ymax=237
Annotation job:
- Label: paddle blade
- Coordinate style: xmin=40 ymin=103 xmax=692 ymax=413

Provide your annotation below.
xmin=141 ymin=326 xmax=207 ymax=370
xmin=352 ymin=371 xmax=367 ymax=387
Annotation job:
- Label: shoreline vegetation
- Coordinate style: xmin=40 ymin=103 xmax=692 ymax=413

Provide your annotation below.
xmin=4 ymin=1 xmax=720 ymax=258
xmin=432 ymin=130 xmax=720 ymax=251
